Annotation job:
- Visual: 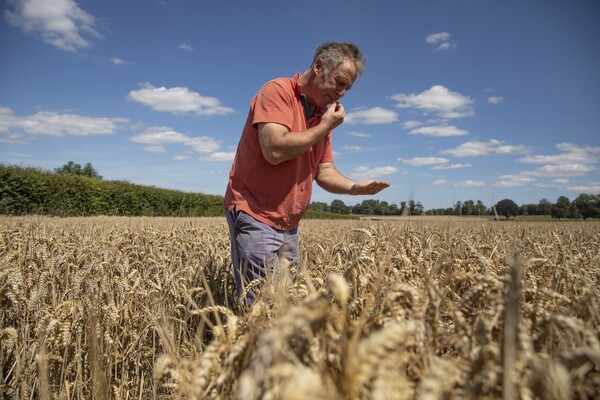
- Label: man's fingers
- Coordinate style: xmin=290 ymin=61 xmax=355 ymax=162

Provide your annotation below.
xmin=369 ymin=182 xmax=389 ymax=194
xmin=358 ymin=181 xmax=390 ymax=194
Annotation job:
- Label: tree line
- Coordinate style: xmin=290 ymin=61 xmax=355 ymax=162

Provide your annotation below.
xmin=310 ymin=198 xmax=425 ymax=216
xmin=311 ymin=195 xmax=600 ymax=219
xmin=1 ymin=162 xmax=599 ymax=219
xmin=0 ymin=163 xmax=223 ymax=217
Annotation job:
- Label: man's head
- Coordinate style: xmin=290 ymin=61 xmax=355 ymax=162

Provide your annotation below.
xmin=311 ymin=42 xmax=366 ymax=78
xmin=304 ymin=42 xmax=366 ymax=107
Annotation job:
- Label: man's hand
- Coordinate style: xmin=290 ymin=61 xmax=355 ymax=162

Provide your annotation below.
xmin=321 ymin=102 xmax=345 ymax=131
xmin=349 ymin=180 xmax=390 ymax=195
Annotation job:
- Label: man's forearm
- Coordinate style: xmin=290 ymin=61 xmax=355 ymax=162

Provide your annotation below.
xmin=259 ymin=123 xmax=331 ymax=165
xmin=316 ymin=162 xmax=391 ymax=195
xmin=315 ymin=163 xmax=356 ymax=194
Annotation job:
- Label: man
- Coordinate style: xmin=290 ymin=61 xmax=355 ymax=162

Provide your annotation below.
xmin=224 ymin=42 xmax=389 ymax=303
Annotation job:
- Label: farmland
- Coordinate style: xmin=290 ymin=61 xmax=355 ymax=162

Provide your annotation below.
xmin=1 ymin=216 xmax=599 ymax=399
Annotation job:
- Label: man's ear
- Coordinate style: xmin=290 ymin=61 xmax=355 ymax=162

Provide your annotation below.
xmin=313 ymin=58 xmax=324 ymax=74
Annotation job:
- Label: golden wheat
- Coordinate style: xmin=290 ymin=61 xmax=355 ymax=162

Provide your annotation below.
xmin=0 ymin=216 xmax=599 ymax=399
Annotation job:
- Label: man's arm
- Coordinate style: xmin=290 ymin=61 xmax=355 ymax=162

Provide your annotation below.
xmin=315 ymin=162 xmax=390 ymax=195
xmin=258 ymin=102 xmax=345 ymax=165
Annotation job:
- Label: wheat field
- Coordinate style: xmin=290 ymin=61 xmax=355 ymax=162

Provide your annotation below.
xmin=1 ymin=216 xmax=599 ymax=399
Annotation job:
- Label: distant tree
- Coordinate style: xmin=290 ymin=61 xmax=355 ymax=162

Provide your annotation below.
xmin=400 ymin=201 xmax=407 ymax=215
xmin=82 ymin=162 xmax=102 ymax=179
xmin=454 ymin=201 xmax=462 ymax=216
xmin=375 ymin=200 xmax=390 ymax=215
xmin=55 ymin=161 xmax=82 ymax=175
xmin=476 ymin=200 xmax=487 ymax=216
xmin=330 ymin=199 xmax=349 ymax=214
xmin=573 ymin=193 xmax=600 ymax=219
xmin=551 ymin=196 xmax=571 ymax=219
xmin=521 ymin=203 xmax=540 ymax=215
xmin=55 ymin=161 xmax=102 ymax=179
xmin=569 ymin=203 xmax=582 ymax=219
xmin=494 ymin=199 xmax=519 ymax=220
xmin=406 ymin=200 xmax=416 ymax=215
xmin=353 ymin=199 xmax=377 ymax=215
xmin=462 ymin=200 xmax=475 ymax=215
xmin=413 ymin=201 xmax=424 ymax=215
xmin=538 ymin=198 xmax=553 ymax=216
xmin=309 ymin=201 xmax=329 ymax=212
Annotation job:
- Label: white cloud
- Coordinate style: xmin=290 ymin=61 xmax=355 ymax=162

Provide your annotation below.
xmin=495 ymin=144 xmax=530 ymax=154
xmin=494 ymin=143 xmax=599 ymax=188
xmin=402 ymin=120 xmax=423 ymax=129
xmin=437 ymin=42 xmax=457 ymax=51
xmin=185 ymin=136 xmax=223 ymax=153
xmin=199 ymin=152 xmax=236 ymax=162
xmin=130 ymin=126 xmax=189 ymax=144
xmin=349 ymin=165 xmax=397 ymax=180
xmin=432 ymin=163 xmax=471 ymax=170
xmin=0 ymin=132 xmax=28 ymax=144
xmin=567 ymin=183 xmax=600 ymax=193
xmin=345 ymin=107 xmax=398 ymax=125
xmin=409 ymin=125 xmax=468 ymax=137
xmin=441 ymin=139 xmax=531 ymax=157
xmin=425 ymin=32 xmax=457 ymax=51
xmin=525 ymin=163 xmax=596 ymax=177
xmin=0 ymin=106 xmax=127 ymax=138
xmin=347 ymin=131 xmax=371 ymax=138
xmin=534 ymin=179 xmax=570 ymax=188
xmin=503 ymin=143 xmax=600 ymax=181
xmin=399 ymin=156 xmax=471 ymax=170
xmin=111 ymin=57 xmax=127 ymax=65
xmin=400 ymin=157 xmax=449 ymax=166
xmin=533 ymin=180 xmax=600 ymax=193
xmin=432 ymin=179 xmax=446 ymax=186
xmin=128 ymin=83 xmax=234 ymax=116
xmin=519 ymin=143 xmax=600 ymax=165
xmin=488 ymin=96 xmax=503 ymax=104
xmin=174 ymin=153 xmax=192 ymax=161
xmin=392 ymin=85 xmax=473 ymax=119
xmin=495 ymin=174 xmax=536 ymax=187
xmin=343 ymin=145 xmax=362 ymax=152
xmin=177 ymin=42 xmax=193 ymax=52
xmin=141 ymin=145 xmax=166 ymax=154
xmin=454 ymin=180 xmax=485 ymax=188
xmin=130 ymin=126 xmax=221 ymax=154
xmin=426 ymin=32 xmax=450 ymax=44
xmin=5 ymin=0 xmax=100 ymax=51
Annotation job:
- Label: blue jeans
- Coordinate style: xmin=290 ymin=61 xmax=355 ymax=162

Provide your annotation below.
xmin=225 ymin=208 xmax=299 ymax=304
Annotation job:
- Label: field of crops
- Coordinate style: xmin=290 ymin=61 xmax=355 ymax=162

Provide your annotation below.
xmin=1 ymin=216 xmax=599 ymax=399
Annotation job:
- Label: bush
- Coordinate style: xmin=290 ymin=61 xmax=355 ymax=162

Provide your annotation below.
xmin=0 ymin=163 xmax=224 ymax=217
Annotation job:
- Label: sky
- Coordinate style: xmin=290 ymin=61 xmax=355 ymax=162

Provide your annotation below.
xmin=1 ymin=0 xmax=599 ymax=210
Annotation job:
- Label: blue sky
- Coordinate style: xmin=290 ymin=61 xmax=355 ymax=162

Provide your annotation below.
xmin=1 ymin=0 xmax=599 ymax=210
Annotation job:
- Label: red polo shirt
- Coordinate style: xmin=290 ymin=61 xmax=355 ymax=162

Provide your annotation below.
xmin=224 ymin=73 xmax=334 ymax=230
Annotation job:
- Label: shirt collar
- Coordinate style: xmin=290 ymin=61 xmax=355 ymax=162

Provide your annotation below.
xmin=293 ymin=72 xmax=324 ymax=119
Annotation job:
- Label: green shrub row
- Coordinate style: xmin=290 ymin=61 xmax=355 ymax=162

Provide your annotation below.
xmin=0 ymin=164 xmax=224 ymax=217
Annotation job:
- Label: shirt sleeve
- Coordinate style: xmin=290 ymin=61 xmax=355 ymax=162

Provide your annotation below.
xmin=252 ymin=81 xmax=294 ymax=131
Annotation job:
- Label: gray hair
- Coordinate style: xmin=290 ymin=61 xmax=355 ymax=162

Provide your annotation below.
xmin=311 ymin=42 xmax=366 ymax=77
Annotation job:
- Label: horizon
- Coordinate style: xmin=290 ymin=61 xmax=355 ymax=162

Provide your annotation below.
xmin=3 ymin=160 xmax=591 ymax=211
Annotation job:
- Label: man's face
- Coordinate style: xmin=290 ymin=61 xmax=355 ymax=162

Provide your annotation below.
xmin=313 ymin=58 xmax=357 ymax=107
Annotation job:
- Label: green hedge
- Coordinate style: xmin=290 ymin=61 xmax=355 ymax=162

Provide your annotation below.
xmin=0 ymin=164 xmax=224 ymax=217
xmin=303 ymin=209 xmax=358 ymax=220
